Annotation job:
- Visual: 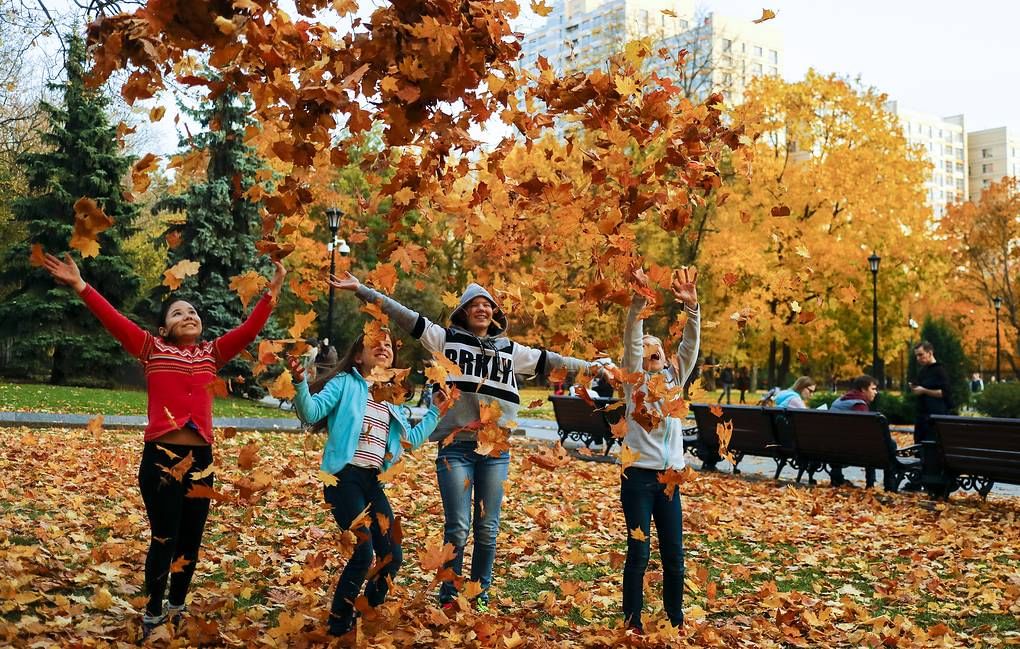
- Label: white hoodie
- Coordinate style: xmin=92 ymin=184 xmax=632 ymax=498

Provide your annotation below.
xmin=621 ymin=294 xmax=701 ymax=471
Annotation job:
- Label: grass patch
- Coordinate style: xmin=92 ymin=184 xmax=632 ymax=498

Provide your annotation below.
xmin=0 ymin=381 xmax=292 ymax=419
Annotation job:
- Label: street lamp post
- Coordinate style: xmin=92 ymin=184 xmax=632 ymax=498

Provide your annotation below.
xmin=324 ymin=207 xmax=342 ymax=345
xmin=868 ymin=253 xmax=881 ymax=386
xmin=994 ymin=296 xmax=1002 ymax=382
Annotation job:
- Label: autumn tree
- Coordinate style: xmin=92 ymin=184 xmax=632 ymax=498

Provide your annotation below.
xmin=697 ymin=70 xmax=938 ymax=386
xmin=0 ymin=33 xmax=141 ymax=384
xmin=151 ymin=88 xmax=281 ymax=397
xmin=939 ymin=177 xmax=1019 ymax=379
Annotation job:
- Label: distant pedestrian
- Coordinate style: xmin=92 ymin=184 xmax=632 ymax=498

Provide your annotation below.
xmin=903 ymin=341 xmax=953 ymax=491
xmin=717 ymin=365 xmax=734 ymax=404
xmin=736 ymin=367 xmax=751 ymax=404
xmin=970 ymin=373 xmax=984 ymax=394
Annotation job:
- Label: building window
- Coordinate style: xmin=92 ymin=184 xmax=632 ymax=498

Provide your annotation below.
xmin=752 ymin=62 xmax=762 ymax=75
xmin=944 ymin=161 xmax=952 ymax=172
xmin=723 ymin=72 xmax=733 ymax=84
xmin=722 ymin=38 xmax=732 ymax=52
xmin=956 ymin=162 xmax=964 ymax=172
xmin=768 ymin=66 xmax=778 ymax=75
xmin=983 ymin=179 xmax=990 ymax=187
xmin=769 ymin=49 xmax=778 ymax=63
xmin=956 ymin=147 xmax=963 ymax=159
xmin=956 ymin=179 xmax=964 ymax=191
xmin=927 ymin=126 xmax=933 ymax=137
xmin=982 ymin=163 xmax=994 ymax=173
xmin=753 ymin=45 xmax=763 ymax=56
xmin=944 ymin=144 xmax=952 ymax=155
xmin=982 ymin=148 xmax=992 ymax=158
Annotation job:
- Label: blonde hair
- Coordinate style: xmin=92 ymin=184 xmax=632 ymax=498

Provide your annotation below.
xmin=642 ymin=335 xmax=664 ymax=355
xmin=791 ymin=376 xmax=815 ymax=393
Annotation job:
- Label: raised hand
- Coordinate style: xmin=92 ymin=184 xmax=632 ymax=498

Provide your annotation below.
xmin=42 ymin=252 xmax=86 ymax=292
xmin=671 ymin=266 xmax=699 ymax=308
xmin=432 ymin=386 xmax=454 ymax=416
xmin=286 ymin=355 xmax=305 ymax=383
xmin=267 ymin=260 xmax=287 ymax=299
xmin=328 ymin=271 xmax=360 ymax=292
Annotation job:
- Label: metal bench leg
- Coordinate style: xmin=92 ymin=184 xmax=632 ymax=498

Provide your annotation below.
xmin=773 ymin=459 xmax=787 ymax=481
xmin=978 ymin=479 xmax=995 ymax=499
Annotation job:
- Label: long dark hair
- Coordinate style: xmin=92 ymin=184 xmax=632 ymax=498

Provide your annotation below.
xmin=156 ymin=297 xmax=200 ymax=343
xmin=308 ymin=332 xmax=381 ymax=395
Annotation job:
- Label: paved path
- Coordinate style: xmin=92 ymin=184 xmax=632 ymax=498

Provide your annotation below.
xmin=3 ymin=407 xmax=1016 ymax=498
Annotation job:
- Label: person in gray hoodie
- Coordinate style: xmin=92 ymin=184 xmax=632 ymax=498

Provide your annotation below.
xmin=620 ymin=266 xmax=700 ymax=633
xmin=329 ymin=272 xmax=595 ymax=608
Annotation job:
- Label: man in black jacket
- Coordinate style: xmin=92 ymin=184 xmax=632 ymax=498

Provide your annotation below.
xmin=903 ymin=341 xmax=953 ymax=492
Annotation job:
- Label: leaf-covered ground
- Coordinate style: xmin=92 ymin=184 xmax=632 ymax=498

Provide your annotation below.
xmin=1 ymin=426 xmax=1017 ymax=648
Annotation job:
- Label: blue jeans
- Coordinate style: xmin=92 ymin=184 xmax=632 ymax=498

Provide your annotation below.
xmin=436 ymin=440 xmax=510 ymax=603
xmin=621 ymin=467 xmax=685 ymax=630
xmin=324 ymin=465 xmax=401 ymax=633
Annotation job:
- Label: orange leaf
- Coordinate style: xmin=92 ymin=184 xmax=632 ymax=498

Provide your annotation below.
xmin=163 ymin=259 xmax=200 ymax=290
xmin=752 ymin=8 xmax=777 ymax=23
xmin=709 ymin=404 xmax=723 ymax=417
xmin=229 ymin=271 xmax=268 ymax=309
xmin=85 ymin=414 xmax=104 ymax=435
xmin=29 ymin=244 xmax=46 ymax=268
xmin=70 ymin=198 xmax=114 ymax=258
xmin=186 ymin=483 xmax=231 ymax=500
xmin=288 ymin=310 xmax=317 ymax=339
xmin=269 ymin=371 xmax=296 ymax=400
xmin=420 ymin=539 xmax=457 ymax=572
xmin=629 ymin=526 xmax=647 ymax=541
xmin=169 ymin=555 xmax=191 ymax=573
xmin=377 ymin=460 xmax=405 ymax=483
xmin=237 ymin=441 xmax=258 ymax=470
xmin=619 ymin=443 xmax=641 ymax=473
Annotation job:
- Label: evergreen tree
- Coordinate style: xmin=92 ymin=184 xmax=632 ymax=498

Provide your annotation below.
xmin=908 ymin=317 xmax=969 ymax=413
xmin=0 ymin=34 xmax=140 ymax=384
xmin=151 ymin=89 xmax=278 ymax=398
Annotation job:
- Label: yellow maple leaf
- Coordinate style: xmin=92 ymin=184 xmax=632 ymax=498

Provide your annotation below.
xmin=377 ymin=460 xmax=404 ymax=483
xmin=288 ymin=310 xmax=317 ymax=339
xmin=441 ymin=291 xmax=460 ymax=309
xmin=614 ymin=74 xmax=638 ymax=98
xmin=529 ymin=0 xmax=552 ymax=16
xmin=619 ymin=443 xmax=641 ymax=473
xmin=318 ymin=470 xmax=338 ymax=487
xmin=91 ymin=587 xmax=115 ymax=610
xmin=629 ymin=526 xmax=647 ymax=542
xmin=392 ymin=187 xmax=414 ymax=206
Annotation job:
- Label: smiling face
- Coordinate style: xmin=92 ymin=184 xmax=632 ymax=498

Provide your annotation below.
xmin=160 ymin=300 xmax=202 ymax=343
xmin=355 ymin=333 xmax=394 ymax=376
xmin=642 ymin=335 xmax=666 ymax=372
xmin=463 ymin=296 xmax=495 ymax=336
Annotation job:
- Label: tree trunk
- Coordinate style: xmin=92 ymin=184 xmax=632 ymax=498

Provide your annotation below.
xmin=767 ymin=336 xmax=777 ymax=388
xmin=779 ymin=341 xmax=791 ymax=385
xmin=50 ymin=343 xmax=67 ymax=385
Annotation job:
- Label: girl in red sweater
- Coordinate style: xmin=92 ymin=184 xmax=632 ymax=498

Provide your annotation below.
xmin=42 ymin=252 xmax=285 ymax=637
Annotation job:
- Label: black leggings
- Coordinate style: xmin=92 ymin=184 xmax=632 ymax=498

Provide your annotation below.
xmin=138 ymin=442 xmax=214 ymax=616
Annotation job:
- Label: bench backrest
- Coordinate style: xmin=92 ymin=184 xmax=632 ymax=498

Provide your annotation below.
xmin=548 ymin=396 xmax=615 ymax=437
xmin=690 ymin=404 xmax=783 ymax=456
xmin=785 ymin=409 xmax=894 ymax=468
xmin=930 ymin=415 xmax=1020 ymax=484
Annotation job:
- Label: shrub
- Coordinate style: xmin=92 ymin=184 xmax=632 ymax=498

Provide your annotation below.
xmin=973 ymin=383 xmax=1020 ymax=418
xmin=872 ymin=392 xmax=914 ymax=424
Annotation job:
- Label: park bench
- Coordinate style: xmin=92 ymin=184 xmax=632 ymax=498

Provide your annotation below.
xmin=690 ymin=404 xmax=804 ymax=479
xmin=928 ymin=415 xmax=1020 ymax=498
xmin=782 ymin=409 xmax=921 ymax=492
xmin=548 ymin=395 xmax=624 ymax=456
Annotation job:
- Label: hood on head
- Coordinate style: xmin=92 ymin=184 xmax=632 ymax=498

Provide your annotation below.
xmin=450 ymin=283 xmax=508 ymax=336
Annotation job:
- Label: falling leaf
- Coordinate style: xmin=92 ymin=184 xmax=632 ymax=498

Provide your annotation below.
xmin=160 ymin=451 xmax=194 ymax=482
xmin=288 ymin=310 xmax=317 ymax=339
xmin=530 ymin=0 xmax=552 ymax=16
xmin=798 ymin=311 xmax=817 ymax=325
xmin=70 ymin=198 xmax=114 ymax=258
xmin=619 ymin=444 xmax=641 ymax=473
xmin=29 ymin=244 xmax=47 ymax=268
xmin=269 ymin=371 xmax=296 ymax=401
xmin=229 ymin=271 xmax=268 ymax=309
xmin=419 ymin=539 xmax=457 ymax=572
xmin=709 ymin=404 xmax=723 ymax=417
xmin=169 ymin=555 xmax=191 ymax=573
xmin=318 ymin=470 xmax=338 ymax=487
xmin=629 ymin=526 xmax=647 ymax=542
xmin=377 ymin=460 xmax=405 ymax=483
xmin=237 ymin=441 xmax=258 ymax=470
xmin=752 ymin=8 xmax=777 ymax=23
xmin=85 ymin=414 xmax=104 ymax=435
xmin=149 ymin=105 xmax=166 ymax=121
xmin=163 ymin=259 xmax=200 ymax=290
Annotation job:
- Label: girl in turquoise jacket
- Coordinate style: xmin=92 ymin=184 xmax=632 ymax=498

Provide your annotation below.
xmin=288 ymin=331 xmax=449 ymax=637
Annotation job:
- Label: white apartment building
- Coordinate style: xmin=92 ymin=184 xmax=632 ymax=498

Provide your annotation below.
xmin=884 ymin=101 xmax=967 ymax=218
xmin=968 ymin=127 xmax=1020 ymax=199
xmin=520 ymin=0 xmax=783 ymax=105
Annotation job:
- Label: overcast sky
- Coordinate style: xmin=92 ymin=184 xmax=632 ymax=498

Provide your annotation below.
xmin=683 ymin=0 xmax=1018 ymax=131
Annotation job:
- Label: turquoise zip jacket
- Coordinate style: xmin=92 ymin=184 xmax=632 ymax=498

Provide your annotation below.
xmin=293 ymin=368 xmax=442 ymax=475
xmin=621 ymin=293 xmax=701 ymax=471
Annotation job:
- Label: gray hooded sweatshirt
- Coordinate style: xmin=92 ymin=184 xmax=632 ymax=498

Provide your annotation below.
xmin=355 ymin=283 xmax=592 ymax=442
xmin=621 ymin=293 xmax=701 ymax=471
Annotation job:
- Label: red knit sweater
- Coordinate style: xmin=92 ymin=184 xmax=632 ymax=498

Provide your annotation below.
xmin=78 ymin=284 xmax=274 ymax=443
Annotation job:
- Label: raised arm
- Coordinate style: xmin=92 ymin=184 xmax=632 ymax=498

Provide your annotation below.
xmin=287 ymin=356 xmax=344 ymax=425
xmin=622 ymin=293 xmax=647 ymax=373
xmin=331 ymin=272 xmax=446 ymax=354
xmin=214 ymin=261 xmax=285 ymax=365
xmin=43 ymin=252 xmax=149 ymax=358
xmin=670 ymin=266 xmax=701 ymax=384
xmin=512 ymin=343 xmax=593 ymax=379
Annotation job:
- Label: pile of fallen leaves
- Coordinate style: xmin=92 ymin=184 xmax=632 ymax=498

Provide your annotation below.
xmin=1 ymin=425 xmax=1017 ymax=647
